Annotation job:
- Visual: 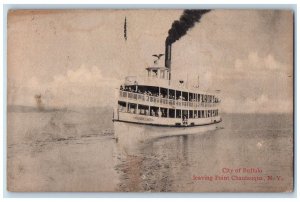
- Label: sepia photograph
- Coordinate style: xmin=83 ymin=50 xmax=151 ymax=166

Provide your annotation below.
xmin=6 ymin=9 xmax=294 ymax=192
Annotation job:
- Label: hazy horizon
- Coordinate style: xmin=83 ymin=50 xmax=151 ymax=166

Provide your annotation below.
xmin=7 ymin=104 xmax=294 ymax=115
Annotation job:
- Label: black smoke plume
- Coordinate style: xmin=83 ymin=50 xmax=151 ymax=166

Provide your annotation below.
xmin=166 ymin=9 xmax=210 ymax=45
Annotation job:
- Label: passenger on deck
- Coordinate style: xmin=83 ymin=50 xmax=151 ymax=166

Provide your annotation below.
xmin=145 ymin=95 xmax=149 ymax=100
xmin=158 ymin=110 xmax=162 ymax=117
xmin=151 ymin=109 xmax=155 ymax=116
xmin=183 ymin=115 xmax=187 ymax=125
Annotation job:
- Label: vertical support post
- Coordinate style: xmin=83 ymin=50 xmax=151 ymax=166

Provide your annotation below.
xmin=188 ymin=92 xmax=190 ymax=118
xmin=167 ymin=88 xmax=169 ymax=101
xmin=175 ymin=89 xmax=177 ymax=107
xmin=159 ymin=87 xmax=161 ymax=105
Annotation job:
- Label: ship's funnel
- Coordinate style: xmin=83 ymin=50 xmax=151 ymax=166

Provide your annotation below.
xmin=165 ymin=42 xmax=172 ymax=80
xmin=165 ymin=42 xmax=172 ymax=69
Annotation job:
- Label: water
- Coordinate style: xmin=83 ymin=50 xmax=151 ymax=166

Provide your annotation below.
xmin=7 ymin=108 xmax=293 ymax=192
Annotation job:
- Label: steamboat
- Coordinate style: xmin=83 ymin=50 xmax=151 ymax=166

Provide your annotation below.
xmin=113 ymin=43 xmax=222 ymax=142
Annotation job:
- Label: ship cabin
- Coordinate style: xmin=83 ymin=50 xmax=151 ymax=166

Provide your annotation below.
xmin=116 ymin=66 xmax=221 ymax=126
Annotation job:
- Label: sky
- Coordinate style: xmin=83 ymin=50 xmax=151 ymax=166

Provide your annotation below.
xmin=7 ymin=9 xmax=293 ymax=113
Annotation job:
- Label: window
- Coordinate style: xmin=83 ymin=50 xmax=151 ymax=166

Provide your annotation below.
xmin=118 ymin=101 xmax=126 ymax=112
xmin=169 ymin=109 xmax=175 ymax=118
xmin=150 ymin=106 xmax=159 ymax=117
xmin=176 ymin=109 xmax=181 ymax=118
xmin=176 ymin=91 xmax=181 ymax=100
xmin=160 ymin=87 xmax=168 ymax=99
xmin=160 ymin=107 xmax=168 ymax=117
xmin=152 ymin=70 xmax=158 ymax=77
xmin=193 ymin=110 xmax=198 ymax=118
xmin=182 ymin=110 xmax=188 ymax=119
xmin=169 ymin=89 xmax=175 ymax=100
xmin=182 ymin=92 xmax=188 ymax=101
xmin=128 ymin=103 xmax=137 ymax=113
xmin=189 ymin=110 xmax=193 ymax=118
xmin=138 ymin=104 xmax=149 ymax=115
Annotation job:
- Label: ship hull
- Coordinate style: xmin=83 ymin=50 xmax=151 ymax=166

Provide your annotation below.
xmin=113 ymin=119 xmax=221 ymax=146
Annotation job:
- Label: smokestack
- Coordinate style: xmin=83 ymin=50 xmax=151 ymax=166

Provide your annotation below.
xmin=165 ymin=42 xmax=172 ymax=69
xmin=165 ymin=42 xmax=172 ymax=80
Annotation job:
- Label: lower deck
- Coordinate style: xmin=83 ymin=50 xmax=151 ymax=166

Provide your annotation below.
xmin=113 ymin=110 xmax=222 ymax=127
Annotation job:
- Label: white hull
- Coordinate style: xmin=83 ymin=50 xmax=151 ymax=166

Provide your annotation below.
xmin=113 ymin=120 xmax=221 ymax=147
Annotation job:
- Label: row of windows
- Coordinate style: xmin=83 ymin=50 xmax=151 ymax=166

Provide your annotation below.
xmin=118 ymin=101 xmax=219 ymax=119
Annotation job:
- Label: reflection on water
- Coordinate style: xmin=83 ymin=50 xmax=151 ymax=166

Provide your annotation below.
xmin=115 ymin=135 xmax=191 ymax=192
xmin=114 ymin=113 xmax=293 ymax=192
xmin=7 ymin=110 xmax=293 ymax=192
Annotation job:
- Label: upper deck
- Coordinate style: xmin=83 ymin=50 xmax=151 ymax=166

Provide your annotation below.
xmin=124 ymin=66 xmax=218 ymax=95
xmin=119 ymin=66 xmax=221 ymax=112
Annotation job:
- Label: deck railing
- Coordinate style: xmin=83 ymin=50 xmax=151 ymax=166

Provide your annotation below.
xmin=119 ymin=90 xmax=218 ymax=108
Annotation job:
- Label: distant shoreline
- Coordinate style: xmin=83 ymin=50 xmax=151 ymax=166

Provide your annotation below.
xmin=7 ymin=105 xmax=68 ymax=113
xmin=7 ymin=105 xmax=292 ymax=115
xmin=7 ymin=105 xmax=114 ymax=114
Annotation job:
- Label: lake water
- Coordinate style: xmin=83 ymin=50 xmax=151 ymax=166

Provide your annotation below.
xmin=7 ymin=109 xmax=293 ymax=192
